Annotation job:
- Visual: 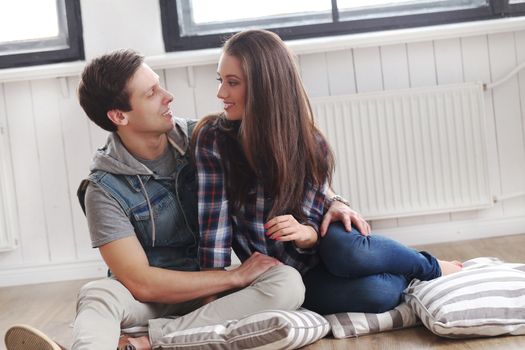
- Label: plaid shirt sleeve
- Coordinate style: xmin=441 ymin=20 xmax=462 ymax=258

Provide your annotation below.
xmin=291 ymin=181 xmax=326 ymax=256
xmin=302 ymin=182 xmax=327 ymax=233
xmin=195 ymin=125 xmax=233 ymax=268
xmin=303 ymin=134 xmax=331 ymax=233
xmin=294 ymin=135 xmax=329 ymax=255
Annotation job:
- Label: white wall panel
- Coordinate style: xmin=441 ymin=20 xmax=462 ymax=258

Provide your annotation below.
xmin=488 ymin=32 xmax=525 ymax=216
xmin=516 ymin=30 xmax=525 ymax=183
xmin=434 ymin=38 xmax=464 ymax=84
xmin=326 ymin=50 xmax=357 ymax=96
xmin=193 ymin=65 xmax=222 ymax=118
xmin=407 ymin=42 xmax=437 ymax=88
xmin=460 ymin=35 xmax=503 ymax=220
xmin=0 ymin=83 xmax=21 ymax=265
xmin=353 ymin=47 xmax=383 ymax=93
xmin=300 ymin=53 xmax=330 ymax=98
xmin=322 ymin=50 xmax=358 ymax=207
xmin=59 ymin=77 xmax=99 ymax=261
xmin=401 ymin=40 xmax=451 ymax=227
xmin=165 ymin=68 xmax=198 ymax=119
xmin=434 ymin=38 xmax=480 ymax=222
xmin=31 ymin=79 xmax=76 ymax=262
xmin=374 ymin=43 xmax=410 ymax=229
xmin=380 ymin=44 xmax=410 ymax=90
xmin=4 ymin=82 xmax=49 ymax=263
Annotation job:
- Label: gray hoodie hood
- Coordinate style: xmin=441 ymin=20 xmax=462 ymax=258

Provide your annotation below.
xmin=89 ymin=117 xmax=191 ymax=176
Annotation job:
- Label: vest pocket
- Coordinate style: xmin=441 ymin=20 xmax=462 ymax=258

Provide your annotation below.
xmin=130 ymin=193 xmax=196 ymax=248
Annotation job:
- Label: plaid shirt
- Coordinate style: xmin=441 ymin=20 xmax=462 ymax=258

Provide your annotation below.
xmin=195 ymin=123 xmax=327 ymax=275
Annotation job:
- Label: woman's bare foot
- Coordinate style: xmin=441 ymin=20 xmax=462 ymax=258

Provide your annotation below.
xmin=438 ymin=260 xmax=463 ymax=276
xmin=118 ymin=335 xmax=151 ymax=350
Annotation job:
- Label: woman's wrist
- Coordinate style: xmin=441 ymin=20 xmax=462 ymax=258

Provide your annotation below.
xmin=325 ymin=194 xmax=351 ymax=208
xmin=294 ymin=225 xmax=318 ymax=249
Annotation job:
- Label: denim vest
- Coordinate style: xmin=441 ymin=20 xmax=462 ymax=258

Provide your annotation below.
xmin=78 ymin=149 xmax=200 ymax=272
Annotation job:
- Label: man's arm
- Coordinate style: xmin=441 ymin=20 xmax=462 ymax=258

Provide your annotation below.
xmin=85 ymin=180 xmax=278 ymax=304
xmin=99 ymin=236 xmax=279 ymax=303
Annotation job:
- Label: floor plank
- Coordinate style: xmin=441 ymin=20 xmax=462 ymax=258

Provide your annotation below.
xmin=1 ymin=233 xmax=524 ymax=349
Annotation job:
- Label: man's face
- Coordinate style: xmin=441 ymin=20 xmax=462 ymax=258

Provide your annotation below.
xmin=123 ymin=63 xmax=174 ymax=135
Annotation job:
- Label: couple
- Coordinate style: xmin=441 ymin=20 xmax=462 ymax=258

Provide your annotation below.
xmin=5 ymin=30 xmax=461 ymax=350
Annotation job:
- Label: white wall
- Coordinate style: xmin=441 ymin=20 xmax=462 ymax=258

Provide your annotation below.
xmin=0 ymin=0 xmax=524 ymax=286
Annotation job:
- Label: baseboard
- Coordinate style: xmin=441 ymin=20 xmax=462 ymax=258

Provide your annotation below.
xmin=1 ymin=216 xmax=524 ymax=287
xmin=0 ymin=259 xmax=107 ymax=287
xmin=376 ymin=215 xmax=525 ymax=246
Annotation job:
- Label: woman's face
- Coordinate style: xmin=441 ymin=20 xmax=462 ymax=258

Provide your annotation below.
xmin=216 ymin=53 xmax=246 ymax=120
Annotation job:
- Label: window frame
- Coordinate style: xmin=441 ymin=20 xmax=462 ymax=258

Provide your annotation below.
xmin=507 ymin=0 xmax=525 ymax=14
xmin=160 ymin=0 xmax=521 ymax=52
xmin=0 ymin=0 xmax=84 ymax=69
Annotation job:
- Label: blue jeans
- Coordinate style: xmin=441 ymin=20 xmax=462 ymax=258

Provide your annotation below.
xmin=302 ymin=223 xmax=441 ymax=314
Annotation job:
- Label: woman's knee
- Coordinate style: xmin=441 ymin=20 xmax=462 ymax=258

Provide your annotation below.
xmin=320 ymin=223 xmax=370 ymax=276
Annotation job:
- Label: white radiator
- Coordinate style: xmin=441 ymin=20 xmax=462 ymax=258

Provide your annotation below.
xmin=0 ymin=125 xmax=18 ymax=252
xmin=312 ymin=82 xmax=492 ymax=220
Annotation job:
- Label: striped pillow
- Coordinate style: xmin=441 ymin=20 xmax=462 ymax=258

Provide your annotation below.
xmin=404 ymin=257 xmax=525 ymax=338
xmin=325 ymin=302 xmax=419 ymax=338
xmin=152 ymin=308 xmax=330 ymax=349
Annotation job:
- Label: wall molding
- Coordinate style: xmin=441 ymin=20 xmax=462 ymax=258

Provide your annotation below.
xmin=0 ymin=259 xmax=106 ymax=288
xmin=379 ymin=215 xmax=525 ymax=246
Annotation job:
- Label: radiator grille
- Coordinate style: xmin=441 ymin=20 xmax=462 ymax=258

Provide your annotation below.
xmin=312 ymin=83 xmax=492 ymax=219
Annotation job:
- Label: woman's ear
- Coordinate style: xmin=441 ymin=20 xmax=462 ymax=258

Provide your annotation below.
xmin=107 ymin=109 xmax=128 ymax=126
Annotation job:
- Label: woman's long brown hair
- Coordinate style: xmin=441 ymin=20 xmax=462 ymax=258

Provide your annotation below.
xmin=194 ymin=30 xmax=334 ymax=222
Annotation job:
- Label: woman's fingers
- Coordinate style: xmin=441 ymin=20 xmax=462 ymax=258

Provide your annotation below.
xmin=265 ymin=215 xmax=294 ymax=236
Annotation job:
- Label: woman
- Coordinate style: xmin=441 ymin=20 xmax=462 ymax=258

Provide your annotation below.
xmin=194 ymin=29 xmax=461 ymax=314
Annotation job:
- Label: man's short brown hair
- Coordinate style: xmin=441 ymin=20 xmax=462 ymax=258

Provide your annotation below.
xmin=78 ymin=49 xmax=144 ymax=132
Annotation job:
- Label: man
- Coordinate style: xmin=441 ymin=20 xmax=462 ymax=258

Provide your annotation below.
xmin=5 ymin=49 xmax=367 ymax=350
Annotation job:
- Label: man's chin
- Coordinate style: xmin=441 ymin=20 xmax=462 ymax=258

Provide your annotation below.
xmin=163 ymin=124 xmax=174 ymax=133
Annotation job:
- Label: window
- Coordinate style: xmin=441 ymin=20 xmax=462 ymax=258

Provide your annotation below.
xmin=160 ymin=0 xmax=524 ymax=51
xmin=0 ymin=0 xmax=83 ymax=69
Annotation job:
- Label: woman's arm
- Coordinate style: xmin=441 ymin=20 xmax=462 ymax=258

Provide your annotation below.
xmin=264 ymin=182 xmax=326 ymax=249
xmin=320 ymin=189 xmax=371 ymax=236
xmin=195 ymin=126 xmax=234 ymax=268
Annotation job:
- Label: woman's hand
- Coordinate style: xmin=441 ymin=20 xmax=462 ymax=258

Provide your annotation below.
xmin=319 ymin=201 xmax=371 ymax=237
xmin=264 ymin=215 xmax=318 ymax=249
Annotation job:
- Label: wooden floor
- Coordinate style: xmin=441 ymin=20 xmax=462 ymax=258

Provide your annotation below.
xmin=1 ymin=234 xmax=524 ymax=350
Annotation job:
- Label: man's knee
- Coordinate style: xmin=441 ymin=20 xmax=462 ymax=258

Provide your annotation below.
xmin=256 ymin=264 xmax=305 ymax=310
xmin=77 ymin=279 xmax=131 ymax=315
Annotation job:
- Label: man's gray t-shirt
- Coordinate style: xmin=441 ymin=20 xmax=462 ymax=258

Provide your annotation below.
xmin=85 ymin=146 xmax=178 ymax=248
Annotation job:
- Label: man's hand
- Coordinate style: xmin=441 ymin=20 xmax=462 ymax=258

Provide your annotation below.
xmin=231 ymin=252 xmax=280 ymax=288
xmin=320 ymin=201 xmax=371 ymax=237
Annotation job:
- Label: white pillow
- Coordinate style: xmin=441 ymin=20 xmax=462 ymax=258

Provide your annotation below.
xmin=404 ymin=257 xmax=525 ymax=338
xmin=325 ymin=302 xmax=419 ymax=338
xmin=149 ymin=308 xmax=330 ymax=349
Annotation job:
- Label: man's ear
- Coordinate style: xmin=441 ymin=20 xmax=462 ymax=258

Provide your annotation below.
xmin=107 ymin=109 xmax=128 ymax=126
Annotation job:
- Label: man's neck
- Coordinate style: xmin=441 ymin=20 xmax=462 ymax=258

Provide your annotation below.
xmin=117 ymin=131 xmax=169 ymax=160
